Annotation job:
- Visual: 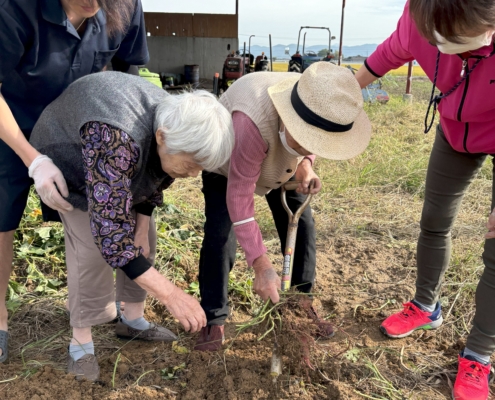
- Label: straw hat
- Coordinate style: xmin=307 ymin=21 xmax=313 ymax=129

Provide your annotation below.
xmin=268 ymin=62 xmax=371 ymax=160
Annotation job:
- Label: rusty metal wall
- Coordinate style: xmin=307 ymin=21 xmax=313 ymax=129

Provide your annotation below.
xmin=144 ymin=13 xmax=238 ymax=38
xmin=145 ymin=36 xmax=238 ymax=79
xmin=193 ymin=14 xmax=238 ymax=38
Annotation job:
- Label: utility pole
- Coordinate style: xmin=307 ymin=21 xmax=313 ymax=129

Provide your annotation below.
xmin=338 ymin=0 xmax=345 ymax=65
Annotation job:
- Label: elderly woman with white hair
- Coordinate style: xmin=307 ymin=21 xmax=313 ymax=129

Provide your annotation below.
xmin=28 ymin=71 xmax=234 ymax=380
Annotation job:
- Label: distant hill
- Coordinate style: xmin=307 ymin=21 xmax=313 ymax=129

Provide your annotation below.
xmin=239 ymin=43 xmax=378 ymax=59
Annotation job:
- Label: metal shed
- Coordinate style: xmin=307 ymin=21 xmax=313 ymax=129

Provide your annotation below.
xmin=144 ymin=1 xmax=239 ymax=80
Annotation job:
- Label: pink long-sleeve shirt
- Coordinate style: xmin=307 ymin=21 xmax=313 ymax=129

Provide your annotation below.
xmin=227 ymin=112 xmax=315 ymax=266
xmin=365 ymin=1 xmax=495 ymax=154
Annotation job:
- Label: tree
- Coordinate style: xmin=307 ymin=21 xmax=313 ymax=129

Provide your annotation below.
xmin=318 ymin=49 xmax=343 ymax=59
xmin=318 ymin=48 xmax=329 ymax=57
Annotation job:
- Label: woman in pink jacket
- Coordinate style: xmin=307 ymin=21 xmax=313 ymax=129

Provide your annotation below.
xmin=355 ymin=1 xmax=495 ymax=399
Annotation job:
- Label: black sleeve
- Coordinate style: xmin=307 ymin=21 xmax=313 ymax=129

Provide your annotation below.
xmin=120 ymin=254 xmax=152 ymax=280
xmin=133 ymin=202 xmax=155 ymax=216
xmin=111 ymin=56 xmax=140 ymax=75
xmin=0 ymin=1 xmax=33 ymax=82
xmin=115 ymin=0 xmax=149 ymax=66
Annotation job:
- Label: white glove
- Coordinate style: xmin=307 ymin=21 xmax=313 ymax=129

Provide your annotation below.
xmin=28 ymin=155 xmax=74 ymax=214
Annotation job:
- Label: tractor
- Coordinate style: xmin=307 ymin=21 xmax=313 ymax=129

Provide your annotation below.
xmin=288 ymin=26 xmax=336 ymax=73
xmin=221 ymin=49 xmax=252 ymax=91
xmin=254 ymin=52 xmax=270 ymax=71
xmin=246 ymin=35 xmax=272 ymax=73
xmin=221 ymin=36 xmax=273 ymax=91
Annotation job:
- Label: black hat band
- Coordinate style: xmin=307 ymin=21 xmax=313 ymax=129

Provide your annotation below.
xmin=290 ymin=81 xmax=354 ymax=133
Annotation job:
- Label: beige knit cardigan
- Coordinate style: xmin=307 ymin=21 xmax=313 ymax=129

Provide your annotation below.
xmin=217 ymin=72 xmax=304 ymax=196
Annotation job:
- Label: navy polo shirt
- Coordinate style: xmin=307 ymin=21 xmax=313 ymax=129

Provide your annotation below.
xmin=0 ymin=0 xmax=149 ymax=136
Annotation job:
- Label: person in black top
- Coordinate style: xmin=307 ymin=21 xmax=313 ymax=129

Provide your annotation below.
xmin=0 ymin=0 xmax=149 ymax=363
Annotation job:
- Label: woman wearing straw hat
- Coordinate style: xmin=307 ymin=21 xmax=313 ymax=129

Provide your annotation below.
xmin=194 ymin=61 xmax=371 ymax=351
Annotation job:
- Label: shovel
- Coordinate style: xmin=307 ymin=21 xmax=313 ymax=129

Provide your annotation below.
xmin=271 ymin=180 xmax=314 ymax=382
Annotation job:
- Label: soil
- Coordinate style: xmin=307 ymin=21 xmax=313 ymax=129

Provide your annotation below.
xmin=0 ymin=236 xmax=493 ymax=399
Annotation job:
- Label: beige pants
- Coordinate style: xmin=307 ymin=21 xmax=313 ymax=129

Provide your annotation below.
xmin=60 ymin=209 xmax=156 ymax=328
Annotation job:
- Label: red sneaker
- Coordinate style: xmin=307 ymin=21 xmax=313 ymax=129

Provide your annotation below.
xmin=380 ymin=300 xmax=443 ymax=338
xmin=453 ymin=354 xmax=491 ymax=400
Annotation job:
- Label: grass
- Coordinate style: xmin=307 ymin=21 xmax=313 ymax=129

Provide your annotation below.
xmin=272 ymin=61 xmax=427 ymax=76
xmin=112 ymin=353 xmax=122 ymax=388
xmin=4 ymin=69 xmax=494 ymax=398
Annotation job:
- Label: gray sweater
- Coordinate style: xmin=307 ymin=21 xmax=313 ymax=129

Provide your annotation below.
xmin=30 ymin=71 xmax=168 ymax=211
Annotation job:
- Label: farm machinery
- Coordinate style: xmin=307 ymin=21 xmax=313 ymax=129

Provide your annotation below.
xmin=283 ymin=25 xmax=389 ymax=104
xmin=288 ymin=26 xmax=336 ymax=73
xmin=221 ymin=49 xmax=251 ymax=91
xmin=221 ymin=35 xmax=273 ymax=91
xmin=254 ymin=53 xmax=270 ymax=71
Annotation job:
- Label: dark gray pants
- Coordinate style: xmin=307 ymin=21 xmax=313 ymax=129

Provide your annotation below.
xmin=416 ymin=125 xmax=495 ymax=356
xmin=199 ymin=172 xmax=316 ymax=325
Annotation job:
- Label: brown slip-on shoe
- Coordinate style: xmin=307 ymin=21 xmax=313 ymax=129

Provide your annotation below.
xmin=194 ymin=325 xmax=225 ymax=352
xmin=115 ymin=320 xmax=178 ymax=342
xmin=299 ymin=297 xmax=335 ymax=338
xmin=67 ymin=353 xmax=100 ymax=381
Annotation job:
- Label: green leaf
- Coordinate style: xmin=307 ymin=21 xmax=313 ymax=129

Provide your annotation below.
xmin=34 ymin=285 xmax=46 ymax=293
xmin=344 ymin=348 xmax=360 ymax=363
xmin=164 ymin=204 xmax=180 ymax=215
xmin=47 ymin=279 xmax=63 ymax=288
xmin=160 ymin=363 xmax=186 ymax=380
xmin=8 ymin=281 xmax=26 ymax=295
xmin=36 ymin=227 xmax=52 ymax=240
xmin=6 ymin=299 xmax=22 ymax=313
xmin=17 ymin=243 xmax=46 ymax=256
xmin=174 ymin=363 xmax=186 ymax=371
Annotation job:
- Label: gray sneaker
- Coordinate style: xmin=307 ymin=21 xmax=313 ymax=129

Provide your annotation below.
xmin=0 ymin=330 xmax=9 ymax=363
xmin=67 ymin=353 xmax=100 ymax=381
xmin=115 ymin=320 xmax=178 ymax=341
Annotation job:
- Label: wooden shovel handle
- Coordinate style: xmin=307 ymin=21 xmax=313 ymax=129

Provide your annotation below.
xmin=281 ymin=180 xmax=301 ymax=191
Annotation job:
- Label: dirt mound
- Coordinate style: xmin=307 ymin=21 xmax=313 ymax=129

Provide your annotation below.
xmin=0 ymin=236 xmax=492 ymax=399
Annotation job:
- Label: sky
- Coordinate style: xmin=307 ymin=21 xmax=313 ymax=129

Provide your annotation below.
xmin=141 ymin=0 xmax=406 ymax=47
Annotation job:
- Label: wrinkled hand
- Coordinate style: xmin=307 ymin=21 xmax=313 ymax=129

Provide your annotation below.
xmin=486 ymin=208 xmax=495 ymax=239
xmin=162 ymin=286 xmax=206 ymax=333
xmin=253 ymin=254 xmax=281 ymax=303
xmin=294 ymin=159 xmax=321 ymax=194
xmin=134 ymin=213 xmax=151 ymax=258
xmin=28 ymin=155 xmax=73 ymax=213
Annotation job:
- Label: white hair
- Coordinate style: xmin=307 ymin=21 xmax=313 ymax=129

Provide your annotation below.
xmin=154 ymin=91 xmax=234 ymax=171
